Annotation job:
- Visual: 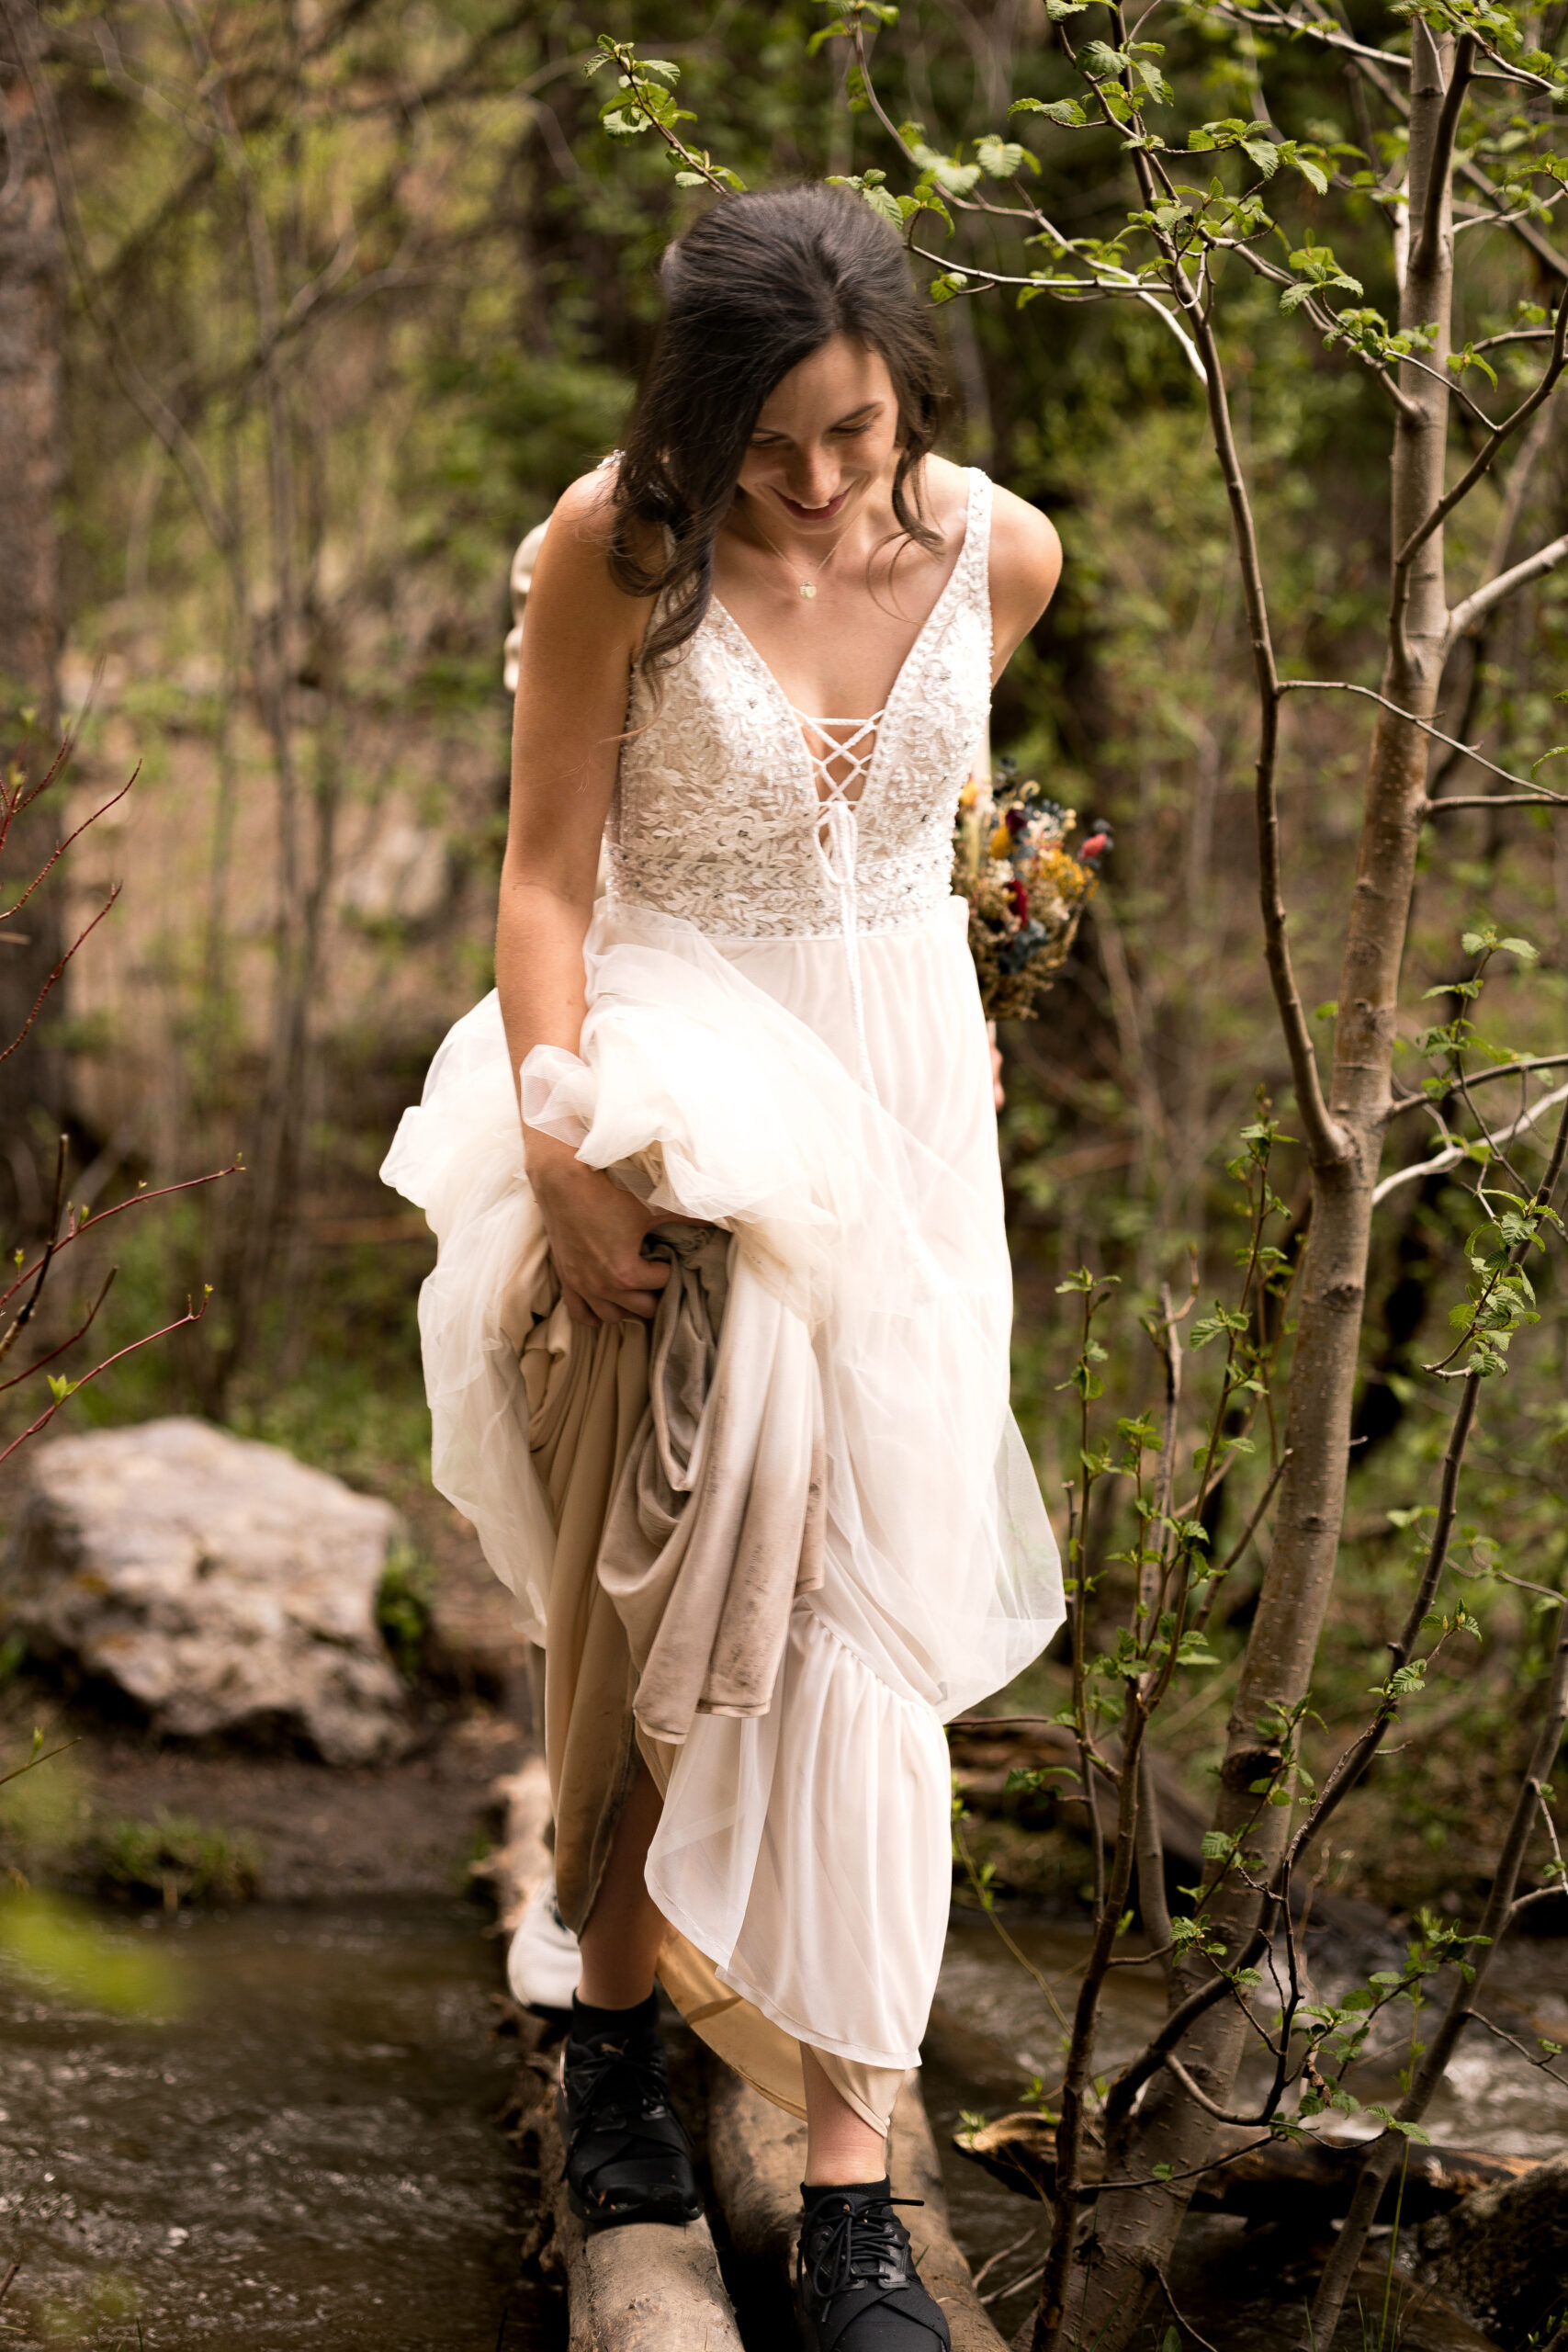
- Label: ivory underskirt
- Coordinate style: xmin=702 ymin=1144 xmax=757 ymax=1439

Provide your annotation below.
xmin=381 ymin=893 xmax=1064 ymax=2132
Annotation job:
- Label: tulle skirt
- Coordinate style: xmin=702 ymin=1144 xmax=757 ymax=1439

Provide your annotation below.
xmin=382 ymin=891 xmax=1063 ymax=2072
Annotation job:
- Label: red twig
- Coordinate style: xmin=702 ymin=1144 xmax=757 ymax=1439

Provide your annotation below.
xmin=0 ymin=768 xmax=137 ymax=926
xmin=0 ymin=1159 xmax=242 ymax=1316
xmin=0 ymin=1293 xmax=214 ymax=1465
xmin=0 ymin=882 xmax=121 ymax=1068
xmin=0 ymin=1269 xmax=116 ymax=1396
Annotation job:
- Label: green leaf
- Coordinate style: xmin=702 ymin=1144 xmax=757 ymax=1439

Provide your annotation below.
xmin=976 ymin=133 xmax=1036 ymax=179
xmin=911 ymin=141 xmax=983 ymax=196
xmin=828 ymin=171 xmax=906 ymax=227
xmin=1081 ymin=40 xmax=1130 ymax=76
xmin=1010 ymin=96 xmax=1088 ymax=127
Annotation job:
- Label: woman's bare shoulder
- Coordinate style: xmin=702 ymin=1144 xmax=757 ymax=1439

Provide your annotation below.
xmin=536 ymin=466 xmax=628 ymax=581
xmin=525 ymin=464 xmax=656 ymax=650
xmin=989 ymin=481 xmax=1062 ymax=605
xmin=986 ymin=481 xmax=1062 ymax=665
xmin=918 ymin=452 xmax=974 ymax=544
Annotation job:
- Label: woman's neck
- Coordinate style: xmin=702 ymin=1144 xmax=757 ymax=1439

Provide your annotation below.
xmin=724 ymin=460 xmax=920 ymax=573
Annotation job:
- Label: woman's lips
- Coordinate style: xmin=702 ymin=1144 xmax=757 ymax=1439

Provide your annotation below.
xmin=774 ymin=485 xmax=851 ymax=523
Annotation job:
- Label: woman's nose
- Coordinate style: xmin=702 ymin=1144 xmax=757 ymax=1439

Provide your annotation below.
xmin=785 ymin=448 xmax=840 ymax=506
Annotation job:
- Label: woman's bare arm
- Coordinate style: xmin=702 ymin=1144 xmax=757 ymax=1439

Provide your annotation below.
xmin=497 ymin=470 xmax=667 ymax=1326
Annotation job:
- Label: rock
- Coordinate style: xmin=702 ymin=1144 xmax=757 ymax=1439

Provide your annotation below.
xmin=1416 ymin=2151 xmax=1568 ymax=2345
xmin=2 ymin=1417 xmax=411 ymax=1764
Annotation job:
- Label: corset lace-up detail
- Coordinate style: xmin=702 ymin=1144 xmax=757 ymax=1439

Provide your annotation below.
xmin=606 ymin=470 xmax=994 ymax=972
xmin=795 ymin=707 xmax=887 ymax=1094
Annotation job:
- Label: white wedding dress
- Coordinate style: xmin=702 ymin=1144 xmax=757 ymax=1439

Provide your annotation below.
xmin=383 ymin=465 xmax=1064 ymax=2089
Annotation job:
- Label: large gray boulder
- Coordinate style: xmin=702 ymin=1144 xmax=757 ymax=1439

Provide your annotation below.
xmin=2 ymin=1417 xmax=411 ymax=1764
xmin=1416 ymin=2152 xmax=1568 ymax=2345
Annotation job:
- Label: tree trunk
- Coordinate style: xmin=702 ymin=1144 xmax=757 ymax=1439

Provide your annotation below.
xmin=0 ymin=0 xmax=65 ymax=1234
xmin=1054 ymin=26 xmax=1461 ymax=2348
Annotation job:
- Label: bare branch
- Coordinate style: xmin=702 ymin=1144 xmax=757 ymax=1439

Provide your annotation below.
xmin=1372 ymin=1082 xmax=1568 ymax=1206
xmin=0 ymin=770 xmax=135 ymax=927
xmin=1278 ymin=678 xmax=1568 ymax=804
xmin=1389 ymin=1054 xmax=1568 ymax=1118
xmin=1397 ymin=277 xmax=1568 ymax=578
xmin=1337 ymin=33 xmax=1568 ymax=282
xmin=1447 ymin=532 xmax=1568 ymax=649
xmin=1175 ymin=302 xmax=1342 ymax=1163
xmin=0 ymin=885 xmax=121 ymax=1068
xmin=0 ymin=1271 xmax=116 ymax=1397
xmin=0 ymin=1293 xmax=215 ymax=1467
xmin=1413 ymin=36 xmax=1475 ymax=283
xmin=0 ymin=1161 xmax=242 ymax=1318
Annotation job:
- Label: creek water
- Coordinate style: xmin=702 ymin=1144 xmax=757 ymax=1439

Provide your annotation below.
xmin=4 ymin=1896 xmax=1564 ymax=2350
xmin=0 ymin=1897 xmax=553 ymax=2350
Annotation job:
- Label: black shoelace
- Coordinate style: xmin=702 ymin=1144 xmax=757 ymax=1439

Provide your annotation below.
xmin=804 ymin=2197 xmax=925 ymax=2300
xmin=565 ymin=2037 xmax=673 ymax=2131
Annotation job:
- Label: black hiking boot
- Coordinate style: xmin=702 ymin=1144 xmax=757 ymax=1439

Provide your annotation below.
xmin=796 ymin=2178 xmax=953 ymax=2350
xmin=557 ymin=1991 xmax=702 ymax=2230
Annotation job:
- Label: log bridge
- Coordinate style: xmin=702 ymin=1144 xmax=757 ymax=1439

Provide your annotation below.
xmin=486 ymin=1758 xmax=1006 ymax=2352
xmin=491 ymin=1756 xmax=1010 ymax=2352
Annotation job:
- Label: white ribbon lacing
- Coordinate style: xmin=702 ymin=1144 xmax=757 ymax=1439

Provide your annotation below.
xmin=794 ymin=707 xmax=886 ymax=1102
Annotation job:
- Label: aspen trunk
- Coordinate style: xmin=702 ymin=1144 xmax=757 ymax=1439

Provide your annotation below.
xmin=0 ymin=0 xmax=65 ymax=1231
xmin=1051 ymin=25 xmax=1461 ymax=2348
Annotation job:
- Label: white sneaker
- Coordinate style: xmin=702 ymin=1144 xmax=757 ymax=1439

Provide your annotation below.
xmin=506 ymin=1867 xmax=581 ymax=2013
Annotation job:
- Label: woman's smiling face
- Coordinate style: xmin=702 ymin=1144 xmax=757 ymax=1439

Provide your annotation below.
xmin=735 ymin=334 xmax=901 ymax=533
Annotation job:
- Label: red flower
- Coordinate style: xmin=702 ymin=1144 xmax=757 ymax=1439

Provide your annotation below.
xmin=1080 ymin=832 xmax=1109 ymax=861
xmin=1006 ymin=876 xmax=1030 ymax=922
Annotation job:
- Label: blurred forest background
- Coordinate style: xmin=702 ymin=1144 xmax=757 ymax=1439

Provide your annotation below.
xmin=3 ymin=0 xmax=1565 ymax=1913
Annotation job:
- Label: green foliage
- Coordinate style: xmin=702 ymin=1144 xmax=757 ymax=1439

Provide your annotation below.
xmin=0 ymin=1890 xmax=181 ymax=2017
xmin=94 ymin=1810 xmax=263 ymax=1909
xmin=375 ymin=1539 xmax=438 ymax=1683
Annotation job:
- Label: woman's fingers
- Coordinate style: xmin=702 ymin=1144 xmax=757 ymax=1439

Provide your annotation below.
xmin=559 ymin=1246 xmax=670 ymax=1324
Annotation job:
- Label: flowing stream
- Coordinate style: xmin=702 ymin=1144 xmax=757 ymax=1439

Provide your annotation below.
xmin=0 ymin=1897 xmax=551 ymax=2350
xmin=4 ymin=1896 xmax=1563 ymax=2349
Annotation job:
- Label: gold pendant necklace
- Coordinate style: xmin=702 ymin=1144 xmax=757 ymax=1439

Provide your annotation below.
xmin=750 ymin=511 xmax=856 ymax=601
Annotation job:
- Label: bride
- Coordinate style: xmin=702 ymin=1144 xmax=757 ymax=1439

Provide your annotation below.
xmin=385 ymin=183 xmax=1065 ymax=2351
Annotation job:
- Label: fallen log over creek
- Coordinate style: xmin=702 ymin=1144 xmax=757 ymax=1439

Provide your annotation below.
xmin=526 ymin=2061 xmax=745 ymax=2352
xmin=956 ymin=2107 xmax=1542 ymax=2228
xmin=494 ymin=1754 xmax=1006 ymax=2350
xmin=706 ymin=2058 xmax=1009 ymax=2352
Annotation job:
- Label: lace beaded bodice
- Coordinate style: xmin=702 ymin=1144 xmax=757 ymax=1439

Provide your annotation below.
xmin=607 ymin=469 xmax=993 ymax=941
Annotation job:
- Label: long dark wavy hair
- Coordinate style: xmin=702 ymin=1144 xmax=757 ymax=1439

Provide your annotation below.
xmin=610 ymin=185 xmax=952 ymax=680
